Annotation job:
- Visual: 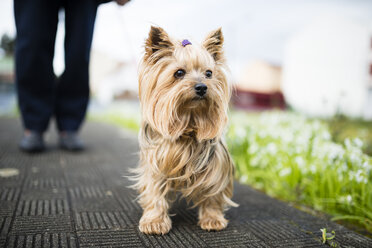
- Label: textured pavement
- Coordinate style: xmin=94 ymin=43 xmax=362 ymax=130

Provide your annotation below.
xmin=0 ymin=117 xmax=371 ymax=247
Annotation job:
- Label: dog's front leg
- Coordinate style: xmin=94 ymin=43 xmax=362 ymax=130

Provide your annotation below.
xmin=138 ymin=178 xmax=171 ymax=235
xmin=198 ymin=195 xmax=228 ymax=231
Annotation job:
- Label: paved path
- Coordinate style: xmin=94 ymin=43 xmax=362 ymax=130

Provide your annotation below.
xmin=0 ymin=118 xmax=371 ymax=247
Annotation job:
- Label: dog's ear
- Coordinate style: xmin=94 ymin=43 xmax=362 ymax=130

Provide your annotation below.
xmin=144 ymin=26 xmax=173 ymax=61
xmin=203 ymin=28 xmax=224 ymax=62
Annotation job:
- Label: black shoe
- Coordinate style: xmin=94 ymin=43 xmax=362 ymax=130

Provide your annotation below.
xmin=19 ymin=131 xmax=45 ymax=152
xmin=59 ymin=132 xmax=84 ymax=151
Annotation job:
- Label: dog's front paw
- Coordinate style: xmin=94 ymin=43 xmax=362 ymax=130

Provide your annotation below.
xmin=139 ymin=215 xmax=172 ymax=235
xmin=199 ymin=216 xmax=228 ymax=231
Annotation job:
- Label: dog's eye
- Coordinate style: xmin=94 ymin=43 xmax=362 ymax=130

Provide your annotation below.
xmin=174 ymin=69 xmax=186 ymax=79
xmin=205 ymin=70 xmax=212 ymax=78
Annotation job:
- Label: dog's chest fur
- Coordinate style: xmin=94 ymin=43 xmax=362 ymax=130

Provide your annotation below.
xmin=140 ymin=123 xmax=230 ymax=190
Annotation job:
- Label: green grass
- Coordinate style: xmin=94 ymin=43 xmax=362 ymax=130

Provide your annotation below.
xmin=227 ymin=111 xmax=372 ymax=233
xmin=327 ymin=116 xmax=372 ymax=156
xmin=94 ymin=110 xmax=372 ymax=233
xmin=89 ymin=112 xmax=140 ymax=133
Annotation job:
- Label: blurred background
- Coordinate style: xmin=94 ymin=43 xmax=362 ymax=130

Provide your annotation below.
xmin=1 ymin=0 xmax=372 ymax=114
xmin=0 ymin=0 xmax=372 ymax=235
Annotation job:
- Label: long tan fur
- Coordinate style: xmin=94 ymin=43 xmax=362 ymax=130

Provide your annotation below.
xmin=133 ymin=26 xmax=237 ymax=235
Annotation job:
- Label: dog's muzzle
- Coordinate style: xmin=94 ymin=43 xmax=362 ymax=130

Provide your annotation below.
xmin=194 ymin=83 xmax=207 ymax=97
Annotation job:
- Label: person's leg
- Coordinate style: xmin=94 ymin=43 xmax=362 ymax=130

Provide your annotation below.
xmin=14 ymin=0 xmax=60 ymax=133
xmin=55 ymin=0 xmax=98 ymax=132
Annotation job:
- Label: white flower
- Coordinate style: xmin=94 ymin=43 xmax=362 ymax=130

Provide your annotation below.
xmin=326 ymin=143 xmax=344 ymax=161
xmin=279 ymin=167 xmax=292 ymax=177
xmin=339 ymin=195 xmax=353 ymax=204
xmin=345 ymin=138 xmax=351 ymax=149
xmin=235 ymin=126 xmax=246 ymax=138
xmin=248 ymin=143 xmax=259 ymax=154
xmin=310 ymin=164 xmax=317 ymax=174
xmin=349 ymin=173 xmax=354 ymax=181
xmin=258 ymin=130 xmax=267 ymax=139
xmin=361 ymin=161 xmax=370 ymax=170
xmin=339 ymin=162 xmax=348 ymax=172
xmin=322 ymin=131 xmax=331 ymax=140
xmin=355 ymin=169 xmax=367 ymax=184
xmin=266 ymin=143 xmax=277 ymax=155
xmin=349 ymin=153 xmax=362 ymax=167
xmin=250 ymin=157 xmax=260 ymax=167
xmin=353 ymin=138 xmax=363 ymax=148
xmin=240 ymin=175 xmax=248 ymax=183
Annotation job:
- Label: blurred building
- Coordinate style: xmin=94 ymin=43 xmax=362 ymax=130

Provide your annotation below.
xmin=90 ymin=50 xmax=138 ymax=104
xmin=282 ymin=15 xmax=372 ymax=120
xmin=233 ymin=60 xmax=285 ymax=110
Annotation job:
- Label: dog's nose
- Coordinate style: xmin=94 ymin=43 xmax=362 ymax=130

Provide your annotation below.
xmin=194 ymin=83 xmax=208 ymax=97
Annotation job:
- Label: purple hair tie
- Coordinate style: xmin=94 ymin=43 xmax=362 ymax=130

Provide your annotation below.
xmin=182 ymin=39 xmax=192 ymax=47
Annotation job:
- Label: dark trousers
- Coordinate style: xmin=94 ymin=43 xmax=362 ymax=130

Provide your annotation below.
xmin=14 ymin=0 xmax=98 ymax=132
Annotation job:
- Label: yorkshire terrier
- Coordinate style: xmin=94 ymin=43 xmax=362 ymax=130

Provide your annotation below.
xmin=133 ymin=26 xmax=237 ymax=235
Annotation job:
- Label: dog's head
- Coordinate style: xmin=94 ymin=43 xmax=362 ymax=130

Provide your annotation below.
xmin=139 ymin=26 xmax=231 ymax=142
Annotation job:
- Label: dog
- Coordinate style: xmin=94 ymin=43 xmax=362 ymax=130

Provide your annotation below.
xmin=133 ymin=26 xmax=237 ymax=235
